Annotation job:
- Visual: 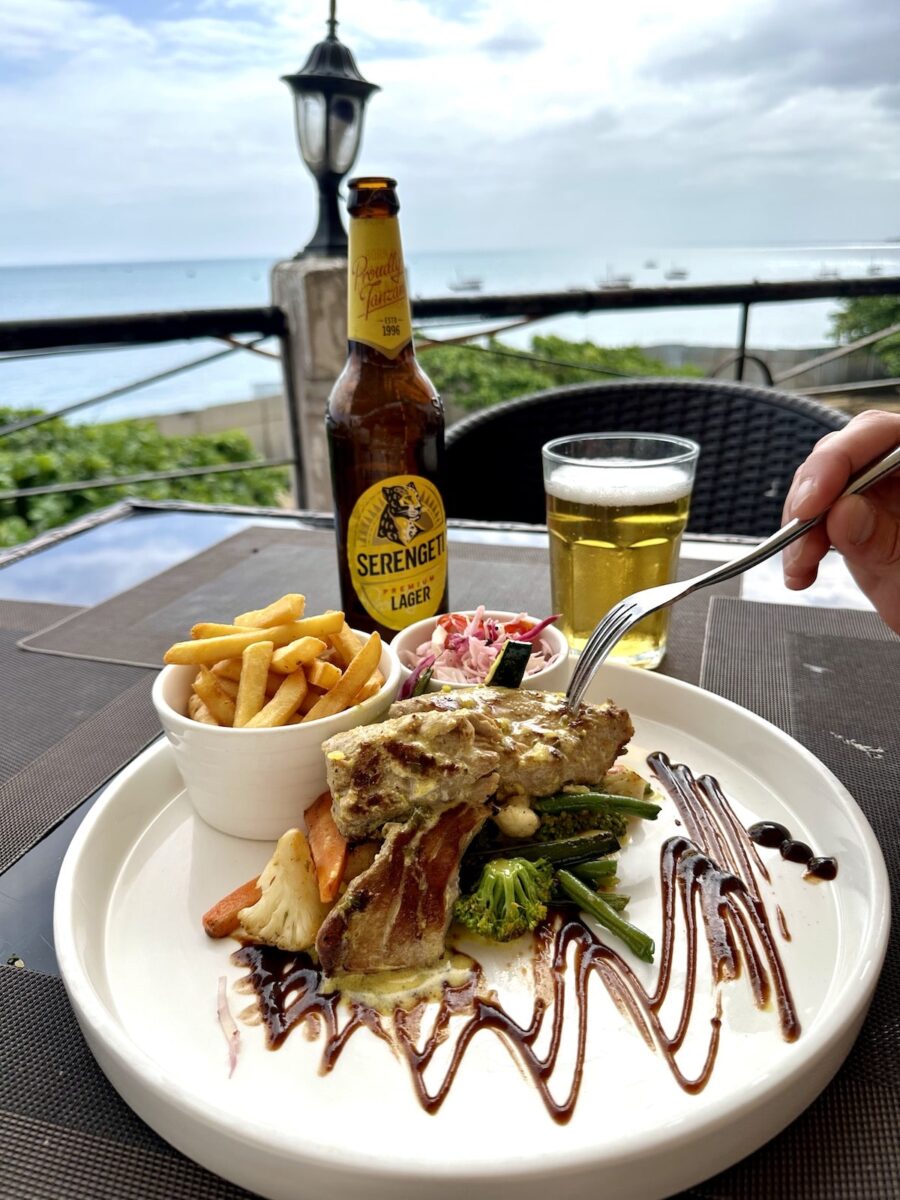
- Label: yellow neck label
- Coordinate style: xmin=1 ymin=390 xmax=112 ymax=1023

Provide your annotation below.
xmin=347 ymin=474 xmax=447 ymax=630
xmin=347 ymin=216 xmax=413 ymax=359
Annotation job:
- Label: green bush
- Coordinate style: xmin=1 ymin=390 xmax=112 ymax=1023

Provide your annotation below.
xmin=418 ymin=334 xmax=701 ymax=412
xmin=831 ymin=296 xmax=900 ymax=375
xmin=0 ymin=409 xmax=288 ymax=548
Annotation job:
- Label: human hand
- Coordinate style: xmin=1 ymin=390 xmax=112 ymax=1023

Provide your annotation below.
xmin=781 ymin=410 xmax=900 ymax=634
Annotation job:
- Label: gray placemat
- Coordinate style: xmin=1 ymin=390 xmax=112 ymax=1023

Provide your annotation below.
xmin=18 ymin=525 xmax=739 ymax=684
xmin=688 ymin=598 xmax=900 ymax=1200
xmin=0 ymin=604 xmax=160 ymax=874
xmin=0 ymin=599 xmax=80 ymax=634
xmin=0 ymin=966 xmax=256 ymax=1200
xmin=699 ymin=596 xmax=900 ymax=729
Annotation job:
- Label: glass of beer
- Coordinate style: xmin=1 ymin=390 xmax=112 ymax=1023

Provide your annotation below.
xmin=542 ymin=433 xmax=699 ymax=669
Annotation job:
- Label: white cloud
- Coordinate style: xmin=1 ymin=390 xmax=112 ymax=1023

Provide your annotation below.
xmin=0 ymin=0 xmax=897 ymax=263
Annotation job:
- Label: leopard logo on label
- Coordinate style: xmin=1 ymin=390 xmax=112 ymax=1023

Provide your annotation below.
xmin=377 ymin=482 xmax=423 ymax=546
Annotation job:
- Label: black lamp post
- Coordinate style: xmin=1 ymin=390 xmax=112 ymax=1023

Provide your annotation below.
xmin=282 ymin=2 xmax=379 ymax=258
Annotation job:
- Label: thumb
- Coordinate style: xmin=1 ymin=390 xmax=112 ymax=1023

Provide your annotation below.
xmin=826 ymin=494 xmax=900 ymax=570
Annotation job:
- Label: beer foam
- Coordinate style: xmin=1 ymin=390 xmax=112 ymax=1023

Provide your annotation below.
xmin=546 ymin=461 xmax=693 ymax=506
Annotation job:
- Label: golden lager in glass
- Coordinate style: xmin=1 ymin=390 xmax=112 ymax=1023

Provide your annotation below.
xmin=326 ymin=177 xmax=448 ymax=638
xmin=543 ymin=434 xmax=699 ymax=668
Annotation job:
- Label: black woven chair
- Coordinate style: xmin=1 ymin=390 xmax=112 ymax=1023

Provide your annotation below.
xmin=444 ymin=378 xmax=849 ymax=537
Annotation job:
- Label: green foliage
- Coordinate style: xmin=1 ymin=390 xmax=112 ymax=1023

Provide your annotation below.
xmin=418 ymin=333 xmax=702 ymax=412
xmin=454 ymin=856 xmax=554 ymax=942
xmin=0 ymin=408 xmax=288 ymax=548
xmin=831 ymin=296 xmax=900 ymax=375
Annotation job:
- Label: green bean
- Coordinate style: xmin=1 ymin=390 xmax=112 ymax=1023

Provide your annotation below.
xmin=557 ymin=870 xmax=655 ymax=963
xmin=572 ymin=858 xmax=618 ymax=883
xmin=535 ymin=792 xmax=661 ymax=820
xmin=465 ymin=830 xmax=620 ymax=868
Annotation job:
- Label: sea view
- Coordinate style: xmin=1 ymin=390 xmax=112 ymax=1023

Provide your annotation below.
xmin=2 ymin=240 xmax=898 ymax=424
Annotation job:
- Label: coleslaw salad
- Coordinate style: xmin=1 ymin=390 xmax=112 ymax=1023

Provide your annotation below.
xmin=398 ymin=607 xmax=562 ymax=698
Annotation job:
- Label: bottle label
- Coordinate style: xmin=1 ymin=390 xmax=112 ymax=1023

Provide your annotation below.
xmin=347 ymin=474 xmax=447 ymax=630
xmin=347 ymin=216 xmax=413 ymax=359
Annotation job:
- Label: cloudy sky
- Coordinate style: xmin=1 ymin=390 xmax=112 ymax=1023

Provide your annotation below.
xmin=1 ymin=0 xmax=898 ymax=265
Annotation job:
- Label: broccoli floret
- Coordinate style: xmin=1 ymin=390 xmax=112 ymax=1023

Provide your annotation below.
xmin=534 ymin=808 xmax=628 ymax=842
xmin=239 ymin=828 xmax=330 ymax=952
xmin=454 ymin=857 xmax=554 ymax=942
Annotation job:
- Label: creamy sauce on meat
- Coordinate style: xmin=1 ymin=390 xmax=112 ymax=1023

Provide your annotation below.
xmin=233 ymin=752 xmax=811 ymax=1120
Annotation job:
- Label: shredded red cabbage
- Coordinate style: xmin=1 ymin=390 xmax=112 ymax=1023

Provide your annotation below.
xmin=400 ymin=608 xmax=561 ymax=688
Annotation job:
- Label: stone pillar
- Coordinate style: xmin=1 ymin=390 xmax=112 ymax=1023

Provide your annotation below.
xmin=271 ymin=257 xmax=346 ymax=512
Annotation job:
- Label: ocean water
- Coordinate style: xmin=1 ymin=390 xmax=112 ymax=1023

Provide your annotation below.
xmin=1 ymin=242 xmax=897 ymax=424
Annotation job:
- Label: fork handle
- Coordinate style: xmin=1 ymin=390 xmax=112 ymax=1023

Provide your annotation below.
xmin=681 ymin=442 xmax=900 ymax=593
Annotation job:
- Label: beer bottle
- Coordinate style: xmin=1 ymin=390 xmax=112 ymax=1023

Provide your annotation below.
xmin=326 ymin=176 xmax=449 ymax=637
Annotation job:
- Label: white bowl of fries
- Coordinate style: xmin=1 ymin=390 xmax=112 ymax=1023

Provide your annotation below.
xmin=152 ymin=594 xmax=401 ymax=841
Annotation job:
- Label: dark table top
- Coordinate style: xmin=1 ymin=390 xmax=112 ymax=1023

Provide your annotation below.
xmin=1 ymin=499 xmax=895 ymax=1200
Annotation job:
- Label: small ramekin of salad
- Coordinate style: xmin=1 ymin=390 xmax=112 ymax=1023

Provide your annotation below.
xmin=390 ymin=607 xmax=570 ymax=699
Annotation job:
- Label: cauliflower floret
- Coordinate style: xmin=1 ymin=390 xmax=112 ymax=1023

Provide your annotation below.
xmin=239 ymin=828 xmax=330 ymax=952
xmin=601 ymin=765 xmax=651 ymax=800
xmin=493 ymin=795 xmax=540 ymax=840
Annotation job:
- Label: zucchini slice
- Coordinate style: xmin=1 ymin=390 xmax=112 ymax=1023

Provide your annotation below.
xmin=484 ymin=639 xmax=532 ymax=688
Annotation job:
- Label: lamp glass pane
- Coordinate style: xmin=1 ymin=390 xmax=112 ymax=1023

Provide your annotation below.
xmin=296 ymin=93 xmax=326 ymax=169
xmin=328 ymin=95 xmax=362 ymax=174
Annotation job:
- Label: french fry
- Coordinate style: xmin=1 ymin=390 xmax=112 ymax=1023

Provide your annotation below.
xmin=329 ymin=625 xmax=386 ymax=692
xmin=299 ymin=687 xmax=324 ymax=715
xmin=328 ymin=623 xmax=385 ymax=699
xmin=245 ymin=669 xmax=308 ymax=728
xmin=234 ymin=594 xmax=306 ymax=629
xmin=271 ymin=636 xmax=328 ymax=675
xmin=306 ymin=792 xmax=347 ymax=903
xmin=164 ymin=614 xmax=343 ymax=666
xmin=215 ymin=676 xmax=239 ymax=700
xmin=202 ymin=876 xmax=262 ymax=938
xmin=328 ymin=621 xmax=363 ymax=667
xmin=352 ymin=675 xmax=382 ymax=704
xmin=191 ymin=622 xmax=244 ymax=639
xmin=188 ymin=693 xmax=219 ymax=725
xmin=285 ymin=611 xmax=345 ymax=640
xmin=212 ymin=658 xmax=282 ymax=696
xmin=306 ymin=658 xmax=342 ymax=691
xmin=234 ymin=641 xmax=274 ymax=728
xmin=211 ymin=658 xmax=243 ymax=682
xmin=303 ymin=633 xmax=381 ymax=722
xmin=192 ymin=666 xmax=237 ymax=726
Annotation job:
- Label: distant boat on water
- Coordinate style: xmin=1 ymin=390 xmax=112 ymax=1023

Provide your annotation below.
xmin=598 ymin=265 xmax=633 ymax=289
xmin=664 ymin=265 xmax=689 ymax=281
xmin=817 ymin=265 xmax=840 ymax=280
xmin=448 ymin=270 xmax=483 ymax=292
xmin=867 ymin=261 xmax=883 ymax=276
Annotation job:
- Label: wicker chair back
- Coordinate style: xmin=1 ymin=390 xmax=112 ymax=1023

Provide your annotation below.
xmin=444 ymin=378 xmax=848 ymax=536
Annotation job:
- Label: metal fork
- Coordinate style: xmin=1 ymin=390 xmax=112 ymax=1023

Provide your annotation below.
xmin=565 ymin=442 xmax=900 ymax=710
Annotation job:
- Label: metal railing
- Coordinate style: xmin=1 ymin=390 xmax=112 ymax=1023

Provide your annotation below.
xmin=1 ymin=275 xmax=898 ymax=521
xmin=0 ymin=306 xmax=306 ymax=507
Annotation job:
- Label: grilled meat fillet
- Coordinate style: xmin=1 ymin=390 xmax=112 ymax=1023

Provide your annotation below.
xmin=316 ymin=802 xmax=487 ymax=974
xmin=323 ymin=710 xmax=500 ymax=840
xmin=389 ymin=687 xmax=633 ymax=802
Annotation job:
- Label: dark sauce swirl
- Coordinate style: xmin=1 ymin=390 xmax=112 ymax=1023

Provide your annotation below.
xmin=233 ymin=753 xmax=807 ymax=1120
xmin=748 ymin=821 xmax=838 ymax=881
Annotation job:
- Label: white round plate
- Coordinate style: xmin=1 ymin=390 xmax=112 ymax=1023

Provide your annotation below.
xmin=54 ymin=665 xmax=889 ymax=1200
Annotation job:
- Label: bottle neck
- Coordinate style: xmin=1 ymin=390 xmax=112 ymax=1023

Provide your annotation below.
xmin=347 ymin=214 xmax=413 ymax=360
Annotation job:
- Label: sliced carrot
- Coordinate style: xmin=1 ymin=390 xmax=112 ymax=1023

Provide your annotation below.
xmin=201 ymin=876 xmax=262 ymax=939
xmin=306 ymin=791 xmax=348 ymax=903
